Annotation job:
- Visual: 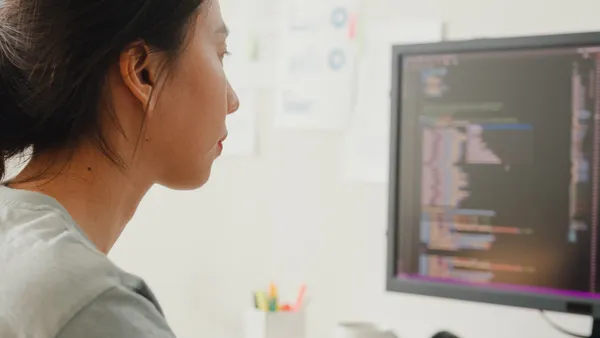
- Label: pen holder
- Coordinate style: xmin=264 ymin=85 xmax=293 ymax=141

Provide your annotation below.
xmin=244 ymin=308 xmax=306 ymax=338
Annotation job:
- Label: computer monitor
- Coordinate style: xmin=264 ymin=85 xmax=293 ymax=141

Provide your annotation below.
xmin=386 ymin=32 xmax=600 ymax=337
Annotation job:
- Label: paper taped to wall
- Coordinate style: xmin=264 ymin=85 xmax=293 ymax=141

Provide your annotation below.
xmin=274 ymin=0 xmax=359 ymax=130
xmin=221 ymin=0 xmax=279 ymax=88
xmin=344 ymin=20 xmax=444 ymax=183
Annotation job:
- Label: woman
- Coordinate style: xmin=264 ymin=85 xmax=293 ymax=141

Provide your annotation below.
xmin=0 ymin=0 xmax=238 ymax=336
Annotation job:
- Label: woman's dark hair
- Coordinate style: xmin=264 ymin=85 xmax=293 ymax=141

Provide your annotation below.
xmin=0 ymin=0 xmax=205 ymax=180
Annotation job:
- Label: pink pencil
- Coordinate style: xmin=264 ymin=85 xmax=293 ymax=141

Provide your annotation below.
xmin=292 ymin=284 xmax=307 ymax=311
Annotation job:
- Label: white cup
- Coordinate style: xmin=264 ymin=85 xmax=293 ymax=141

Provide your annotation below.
xmin=244 ymin=308 xmax=306 ymax=338
xmin=335 ymin=322 xmax=397 ymax=338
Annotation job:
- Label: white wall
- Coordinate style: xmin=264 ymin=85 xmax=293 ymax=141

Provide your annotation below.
xmin=110 ymin=0 xmax=600 ymax=337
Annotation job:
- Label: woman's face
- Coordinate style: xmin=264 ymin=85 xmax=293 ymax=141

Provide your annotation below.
xmin=131 ymin=0 xmax=239 ymax=190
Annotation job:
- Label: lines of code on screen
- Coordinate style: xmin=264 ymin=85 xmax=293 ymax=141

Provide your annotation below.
xmin=397 ymin=47 xmax=600 ymax=295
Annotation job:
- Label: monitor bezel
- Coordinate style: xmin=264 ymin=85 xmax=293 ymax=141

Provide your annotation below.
xmin=387 ymin=31 xmax=600 ymax=316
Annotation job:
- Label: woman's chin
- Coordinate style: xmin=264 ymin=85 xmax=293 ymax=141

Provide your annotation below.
xmin=157 ymin=165 xmax=213 ymax=191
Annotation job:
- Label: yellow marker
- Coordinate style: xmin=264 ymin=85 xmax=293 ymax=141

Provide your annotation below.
xmin=255 ymin=291 xmax=269 ymax=311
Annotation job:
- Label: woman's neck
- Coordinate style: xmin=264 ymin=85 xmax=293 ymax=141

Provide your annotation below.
xmin=9 ymin=147 xmax=152 ymax=254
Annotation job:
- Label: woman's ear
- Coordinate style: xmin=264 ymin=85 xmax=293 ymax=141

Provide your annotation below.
xmin=119 ymin=42 xmax=159 ymax=113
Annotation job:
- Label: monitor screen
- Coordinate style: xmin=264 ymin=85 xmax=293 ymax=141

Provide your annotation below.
xmin=392 ymin=42 xmax=600 ymax=301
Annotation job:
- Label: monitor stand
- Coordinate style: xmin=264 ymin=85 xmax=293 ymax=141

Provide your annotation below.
xmin=592 ymin=318 xmax=600 ymax=338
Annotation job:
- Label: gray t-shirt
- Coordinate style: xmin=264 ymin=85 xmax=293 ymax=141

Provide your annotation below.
xmin=0 ymin=185 xmax=176 ymax=338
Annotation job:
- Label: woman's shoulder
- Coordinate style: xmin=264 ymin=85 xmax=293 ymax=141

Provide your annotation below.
xmin=55 ymin=277 xmax=175 ymax=338
xmin=0 ymin=194 xmax=128 ymax=337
